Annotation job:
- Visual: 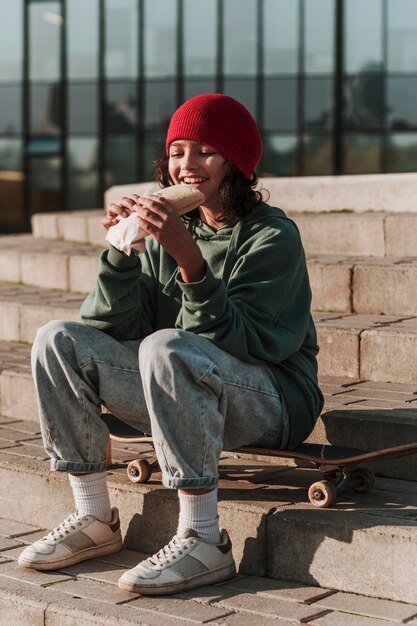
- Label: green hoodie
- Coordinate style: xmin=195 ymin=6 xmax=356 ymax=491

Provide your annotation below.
xmin=80 ymin=201 xmax=323 ymax=448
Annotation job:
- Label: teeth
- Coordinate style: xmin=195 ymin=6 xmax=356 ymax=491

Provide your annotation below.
xmin=183 ymin=177 xmax=205 ymax=183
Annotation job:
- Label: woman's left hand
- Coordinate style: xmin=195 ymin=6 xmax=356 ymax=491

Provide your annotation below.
xmin=134 ymin=194 xmax=206 ymax=283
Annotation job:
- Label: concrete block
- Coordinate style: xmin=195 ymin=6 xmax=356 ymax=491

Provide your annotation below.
xmin=313 ymin=590 xmax=417 ymax=622
xmin=309 ymin=611 xmax=401 ymax=626
xmin=20 ymin=306 xmax=79 ymax=343
xmin=87 ymin=211 xmax=107 ymax=246
xmin=360 ymin=323 xmax=417 ymax=384
xmin=31 ymin=213 xmax=60 ymax=240
xmin=316 ymin=326 xmax=360 ymax=379
xmin=0 ymin=582 xmax=45 ymax=626
xmin=0 ymin=250 xmax=21 ymax=283
xmin=69 ymin=255 xmax=99 ymax=294
xmin=385 ymin=214 xmax=417 ymax=257
xmin=0 ymin=371 xmax=38 ymax=421
xmin=308 ymin=260 xmax=352 ymax=313
xmin=353 ymin=263 xmax=417 ymax=315
xmin=291 ymin=213 xmax=386 ymax=256
xmin=21 ymin=253 xmax=69 ymax=291
xmin=0 ymin=303 xmax=20 ymax=341
xmin=58 ymin=212 xmax=89 ymax=243
xmin=217 ymin=591 xmax=321 ymax=622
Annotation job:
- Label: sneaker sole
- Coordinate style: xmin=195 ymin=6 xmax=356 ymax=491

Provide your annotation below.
xmin=118 ymin=562 xmax=237 ymax=596
xmin=17 ymin=538 xmax=123 ymax=571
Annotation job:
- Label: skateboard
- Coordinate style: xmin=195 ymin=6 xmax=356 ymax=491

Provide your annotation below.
xmin=102 ymin=413 xmax=417 ymax=509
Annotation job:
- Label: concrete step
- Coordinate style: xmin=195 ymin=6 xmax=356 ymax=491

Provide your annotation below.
xmin=2 ymin=517 xmax=417 ymax=626
xmin=31 ymin=207 xmax=417 ymax=258
xmin=2 ymin=234 xmax=417 ymax=317
xmin=2 ymin=420 xmax=417 ymax=604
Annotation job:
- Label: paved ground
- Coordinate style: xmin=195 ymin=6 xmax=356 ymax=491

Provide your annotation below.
xmin=1 ymin=515 xmax=417 ymax=626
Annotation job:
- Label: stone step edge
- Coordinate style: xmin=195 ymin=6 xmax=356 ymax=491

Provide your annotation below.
xmin=2 ymin=454 xmax=417 ymax=604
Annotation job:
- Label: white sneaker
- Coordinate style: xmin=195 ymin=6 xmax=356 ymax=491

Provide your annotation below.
xmin=18 ymin=507 xmax=122 ymax=571
xmin=118 ymin=528 xmax=236 ymax=595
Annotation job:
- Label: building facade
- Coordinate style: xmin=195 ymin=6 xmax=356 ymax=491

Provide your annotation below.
xmin=1 ymin=0 xmax=417 ymax=228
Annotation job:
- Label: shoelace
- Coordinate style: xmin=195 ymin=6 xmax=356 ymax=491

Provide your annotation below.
xmin=42 ymin=513 xmax=86 ymax=543
xmin=147 ymin=535 xmax=191 ymax=568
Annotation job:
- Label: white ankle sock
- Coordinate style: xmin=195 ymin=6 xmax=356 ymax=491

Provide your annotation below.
xmin=177 ymin=489 xmax=221 ymax=544
xmin=69 ymin=472 xmax=112 ymax=523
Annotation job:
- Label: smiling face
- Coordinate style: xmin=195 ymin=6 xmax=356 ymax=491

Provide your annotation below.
xmin=168 ymin=139 xmax=227 ymax=213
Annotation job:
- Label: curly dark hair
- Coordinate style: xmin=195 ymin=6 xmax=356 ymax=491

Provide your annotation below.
xmin=152 ymin=152 xmax=267 ymax=223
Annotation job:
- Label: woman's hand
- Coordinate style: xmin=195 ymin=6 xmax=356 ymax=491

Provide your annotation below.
xmin=102 ymin=194 xmax=140 ymax=231
xmin=135 ymin=194 xmax=206 ymax=283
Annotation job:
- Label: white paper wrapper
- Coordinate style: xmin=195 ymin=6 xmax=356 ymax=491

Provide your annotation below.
xmin=105 ymin=212 xmax=146 ymax=255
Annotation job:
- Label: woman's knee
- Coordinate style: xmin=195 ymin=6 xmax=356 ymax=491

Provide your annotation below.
xmin=138 ymin=328 xmax=187 ymax=366
xmin=32 ymin=320 xmax=84 ymax=362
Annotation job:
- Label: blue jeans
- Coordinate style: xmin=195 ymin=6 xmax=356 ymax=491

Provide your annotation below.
xmin=32 ymin=321 xmax=288 ymax=489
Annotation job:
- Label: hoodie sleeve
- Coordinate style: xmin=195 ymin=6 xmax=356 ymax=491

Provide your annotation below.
xmin=175 ymin=219 xmax=312 ymax=365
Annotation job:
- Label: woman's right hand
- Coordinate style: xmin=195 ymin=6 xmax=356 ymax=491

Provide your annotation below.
xmin=102 ymin=194 xmax=140 ymax=230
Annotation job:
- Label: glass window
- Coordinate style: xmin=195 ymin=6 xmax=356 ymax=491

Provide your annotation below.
xmin=29 ymin=1 xmax=62 ymax=81
xmin=27 ymin=137 xmax=61 ymax=155
xmin=0 ymin=85 xmax=22 ymax=134
xmin=304 ymin=78 xmax=333 ymax=131
xmin=388 ymin=0 xmax=417 ymax=72
xmin=28 ymin=157 xmax=62 ymax=214
xmin=105 ymin=0 xmax=139 ymax=79
xmin=264 ymin=0 xmax=299 ymax=75
xmin=304 ymin=0 xmax=335 ymax=74
xmin=30 ymin=83 xmax=62 ymax=135
xmin=68 ymin=84 xmax=98 ymax=133
xmin=224 ymin=0 xmax=257 ymax=75
xmin=105 ymin=136 xmax=137 ymax=187
xmin=223 ymin=80 xmax=257 ymax=118
xmin=144 ymin=0 xmax=177 ymax=77
xmin=345 ymin=0 xmax=383 ymax=74
xmin=184 ymin=80 xmax=217 ymax=101
xmin=0 ymin=0 xmax=23 ymax=81
xmin=387 ymin=77 xmax=417 ymax=130
xmin=343 ymin=74 xmax=385 ymax=130
xmin=145 ymin=81 xmax=176 ymax=130
xmin=387 ymin=133 xmax=417 ymax=172
xmin=0 ymin=138 xmax=23 ymax=171
xmin=184 ymin=0 xmax=217 ymax=76
xmin=343 ymin=135 xmax=382 ymax=174
xmin=106 ymin=82 xmax=138 ymax=134
xmin=67 ymin=0 xmax=99 ymax=80
xmin=259 ymin=134 xmax=298 ymax=176
xmin=263 ymin=78 xmax=297 ymax=132
xmin=67 ymin=137 xmax=100 ymax=209
xmin=303 ymin=134 xmax=333 ymax=175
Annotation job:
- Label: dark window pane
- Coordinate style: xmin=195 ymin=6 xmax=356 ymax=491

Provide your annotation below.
xmin=144 ymin=0 xmax=177 ymax=77
xmin=67 ymin=137 xmax=100 ymax=209
xmin=343 ymin=74 xmax=385 ymax=130
xmin=388 ymin=0 xmax=417 ymax=72
xmin=387 ymin=133 xmax=417 ymax=172
xmin=0 ymin=138 xmax=23 ymax=170
xmin=30 ymin=83 xmax=62 ymax=135
xmin=27 ymin=138 xmax=61 ymax=155
xmin=387 ymin=77 xmax=417 ymax=130
xmin=263 ymin=78 xmax=297 ymax=132
xmin=145 ymin=81 xmax=176 ymax=130
xmin=264 ymin=0 xmax=298 ymax=75
xmin=0 ymin=0 xmax=23 ymax=81
xmin=184 ymin=0 xmax=217 ymax=76
xmin=260 ymin=134 xmax=298 ymax=176
xmin=106 ymin=82 xmax=138 ymax=134
xmin=0 ymin=85 xmax=22 ymax=133
xmin=304 ymin=0 xmax=335 ymax=74
xmin=68 ymin=84 xmax=98 ymax=133
xmin=343 ymin=135 xmax=382 ymax=174
xmin=184 ymin=80 xmax=217 ymax=101
xmin=223 ymin=80 xmax=256 ymax=118
xmin=304 ymin=78 xmax=333 ymax=131
xmin=29 ymin=2 xmax=61 ymax=81
xmin=105 ymin=136 xmax=137 ymax=187
xmin=144 ymin=133 xmax=165 ymax=181
xmin=67 ymin=0 xmax=99 ymax=79
xmin=345 ymin=0 xmax=383 ymax=74
xmin=303 ymin=134 xmax=333 ymax=175
xmin=224 ymin=0 xmax=257 ymax=75
xmin=105 ymin=0 xmax=138 ymax=79
xmin=28 ymin=156 xmax=62 ymax=214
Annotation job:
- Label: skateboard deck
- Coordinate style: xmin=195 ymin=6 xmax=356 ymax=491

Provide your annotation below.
xmin=102 ymin=413 xmax=417 ymax=508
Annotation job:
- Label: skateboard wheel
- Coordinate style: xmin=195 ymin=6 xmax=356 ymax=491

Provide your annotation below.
xmin=351 ymin=467 xmax=375 ymax=493
xmin=127 ymin=459 xmax=152 ymax=483
xmin=308 ymin=480 xmax=337 ymax=508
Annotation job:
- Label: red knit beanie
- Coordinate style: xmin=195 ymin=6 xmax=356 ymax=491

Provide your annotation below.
xmin=166 ymin=94 xmax=262 ymax=180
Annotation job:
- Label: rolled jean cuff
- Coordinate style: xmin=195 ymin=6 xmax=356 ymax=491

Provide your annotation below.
xmin=50 ymin=458 xmax=107 ymax=473
xmin=162 ymin=473 xmax=219 ymax=489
